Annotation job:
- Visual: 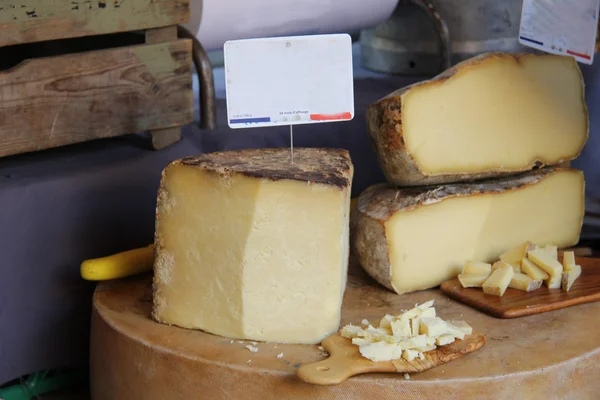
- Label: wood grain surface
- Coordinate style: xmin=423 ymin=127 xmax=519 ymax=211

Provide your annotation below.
xmin=146 ymin=26 xmax=182 ymax=149
xmin=296 ymin=333 xmax=486 ymax=385
xmin=440 ymin=256 xmax=600 ymax=318
xmin=0 ymin=0 xmax=189 ymax=48
xmin=90 ymin=260 xmax=600 ymax=400
xmin=0 ymin=40 xmax=193 ymax=157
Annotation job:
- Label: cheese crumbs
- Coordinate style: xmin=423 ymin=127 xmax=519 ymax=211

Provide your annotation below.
xmin=340 ymin=300 xmax=472 ymax=362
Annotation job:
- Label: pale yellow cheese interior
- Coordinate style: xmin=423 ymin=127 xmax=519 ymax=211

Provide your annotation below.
xmin=153 ymin=166 xmax=350 ymax=344
xmin=402 ymin=55 xmax=587 ymax=174
xmin=385 ymin=170 xmax=583 ymax=294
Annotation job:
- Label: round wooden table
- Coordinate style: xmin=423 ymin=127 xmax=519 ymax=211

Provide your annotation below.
xmin=90 ymin=264 xmax=600 ymax=400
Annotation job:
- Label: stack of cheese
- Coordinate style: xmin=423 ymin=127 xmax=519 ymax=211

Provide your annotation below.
xmin=152 ymin=148 xmax=354 ymax=344
xmin=340 ymin=300 xmax=472 ymax=362
xmin=353 ymin=52 xmax=588 ymax=295
xmin=458 ymin=243 xmax=582 ymax=296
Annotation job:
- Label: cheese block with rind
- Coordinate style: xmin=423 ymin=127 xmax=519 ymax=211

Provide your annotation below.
xmin=353 ymin=167 xmax=584 ymax=295
xmin=366 ymin=52 xmax=588 ymax=186
xmin=153 ymin=148 xmax=353 ymax=344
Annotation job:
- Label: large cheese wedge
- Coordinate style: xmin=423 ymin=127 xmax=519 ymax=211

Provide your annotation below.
xmin=353 ymin=167 xmax=584 ymax=295
xmin=366 ymin=52 xmax=588 ymax=186
xmin=152 ymin=148 xmax=354 ymax=344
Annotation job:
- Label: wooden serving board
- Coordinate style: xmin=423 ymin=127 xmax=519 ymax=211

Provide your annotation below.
xmin=297 ymin=333 xmax=486 ymax=385
xmin=440 ymin=256 xmax=600 ymax=318
xmin=90 ymin=259 xmax=600 ymax=400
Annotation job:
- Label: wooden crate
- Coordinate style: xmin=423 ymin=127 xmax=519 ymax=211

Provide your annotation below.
xmin=0 ymin=1 xmax=199 ymax=157
xmin=0 ymin=0 xmax=189 ymax=47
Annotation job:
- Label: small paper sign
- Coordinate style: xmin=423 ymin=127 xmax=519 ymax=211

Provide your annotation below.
xmin=224 ymin=34 xmax=354 ymax=129
xmin=519 ymin=0 xmax=599 ymax=64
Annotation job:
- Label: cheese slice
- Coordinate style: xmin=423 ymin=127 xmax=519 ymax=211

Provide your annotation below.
xmin=353 ymin=167 xmax=584 ymax=294
xmin=499 ymin=242 xmax=537 ymax=268
xmin=528 ymin=248 xmax=564 ymax=289
xmin=509 ymin=272 xmax=543 ymax=292
xmin=562 ymin=264 xmax=582 ymax=291
xmin=436 ymin=334 xmax=456 ymax=346
xmin=483 ymin=264 xmax=514 ymax=296
xmin=462 ymin=260 xmax=492 ymax=275
xmin=152 ymin=148 xmax=353 ymax=344
xmin=492 ymin=260 xmax=520 ymax=274
xmin=521 ymin=258 xmax=549 ymax=280
xmin=419 ymin=317 xmax=449 ymax=338
xmin=449 ymin=321 xmax=473 ymax=335
xmin=562 ymin=251 xmax=576 ymax=270
xmin=366 ymin=52 xmax=588 ymax=186
xmin=458 ymin=273 xmax=489 ymax=288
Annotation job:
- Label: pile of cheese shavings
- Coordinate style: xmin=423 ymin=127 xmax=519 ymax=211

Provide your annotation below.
xmin=340 ymin=300 xmax=472 ymax=362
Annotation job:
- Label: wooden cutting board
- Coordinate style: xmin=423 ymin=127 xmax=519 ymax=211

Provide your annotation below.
xmin=90 ymin=259 xmax=600 ymax=400
xmin=440 ymin=256 xmax=600 ymax=318
xmin=296 ymin=333 xmax=486 ymax=385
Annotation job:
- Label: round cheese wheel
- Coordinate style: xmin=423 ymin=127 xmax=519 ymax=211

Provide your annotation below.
xmin=91 ymin=267 xmax=600 ymax=400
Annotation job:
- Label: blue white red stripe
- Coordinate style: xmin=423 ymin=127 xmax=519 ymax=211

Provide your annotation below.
xmin=229 ymin=117 xmax=271 ymax=124
xmin=519 ymin=36 xmax=543 ymax=46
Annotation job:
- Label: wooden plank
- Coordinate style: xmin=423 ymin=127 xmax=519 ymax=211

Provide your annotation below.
xmin=146 ymin=26 xmax=178 ymax=44
xmin=145 ymin=26 xmax=182 ymax=149
xmin=150 ymin=127 xmax=182 ymax=150
xmin=0 ymin=40 xmax=194 ymax=158
xmin=440 ymin=256 xmax=600 ymax=318
xmin=0 ymin=0 xmax=190 ymax=48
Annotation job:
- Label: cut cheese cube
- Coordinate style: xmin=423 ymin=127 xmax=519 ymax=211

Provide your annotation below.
xmin=366 ymin=52 xmax=588 ymax=186
xmin=462 ymin=261 xmax=492 ymax=275
xmin=458 ymin=273 xmax=489 ymax=288
xmin=562 ymin=264 xmax=582 ymax=292
xmin=546 ymin=274 xmax=563 ymax=289
xmin=562 ymin=251 xmax=576 ymax=270
xmin=391 ymin=319 xmax=412 ymax=338
xmin=418 ymin=308 xmax=436 ymax=319
xmin=352 ymin=338 xmax=371 ymax=347
xmin=341 ymin=324 xmax=362 ymax=339
xmin=353 ymin=168 xmax=584 ymax=294
xmin=410 ymin=318 xmax=420 ymax=337
xmin=402 ymin=349 xmax=420 ymax=361
xmin=417 ymin=300 xmax=435 ymax=310
xmin=482 ymin=264 xmax=514 ymax=296
xmin=152 ymin=148 xmax=353 ymax=344
xmin=379 ymin=315 xmax=395 ymax=334
xmin=521 ymin=258 xmax=549 ymax=280
xmin=359 ymin=341 xmax=402 ymax=362
xmin=544 ymin=245 xmax=558 ymax=259
xmin=419 ymin=317 xmax=448 ymax=338
xmin=500 ymin=242 xmax=537 ymax=267
xmin=362 ymin=326 xmax=395 ymax=343
xmin=396 ymin=335 xmax=434 ymax=351
xmin=436 ymin=334 xmax=456 ymax=346
xmin=493 ymin=260 xmax=520 ymax=274
xmin=528 ymin=248 xmax=564 ymax=289
xmin=509 ymin=272 xmax=543 ymax=292
xmin=449 ymin=321 xmax=473 ymax=336
xmin=444 ymin=324 xmax=466 ymax=340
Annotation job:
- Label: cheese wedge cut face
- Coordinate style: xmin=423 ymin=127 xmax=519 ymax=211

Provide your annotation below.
xmin=367 ymin=53 xmax=588 ymax=186
xmin=353 ymin=168 xmax=584 ymax=294
xmin=152 ymin=148 xmax=353 ymax=344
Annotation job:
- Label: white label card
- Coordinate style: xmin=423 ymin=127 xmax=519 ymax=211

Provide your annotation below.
xmin=224 ymin=34 xmax=354 ymax=129
xmin=519 ymin=0 xmax=599 ymax=64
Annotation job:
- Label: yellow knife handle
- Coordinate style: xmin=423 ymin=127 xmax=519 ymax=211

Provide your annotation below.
xmin=80 ymin=244 xmax=154 ymax=281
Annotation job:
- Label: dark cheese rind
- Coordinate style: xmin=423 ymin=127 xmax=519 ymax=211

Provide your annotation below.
xmin=178 ymin=148 xmax=353 ymax=189
xmin=357 ymin=167 xmax=563 ymax=222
